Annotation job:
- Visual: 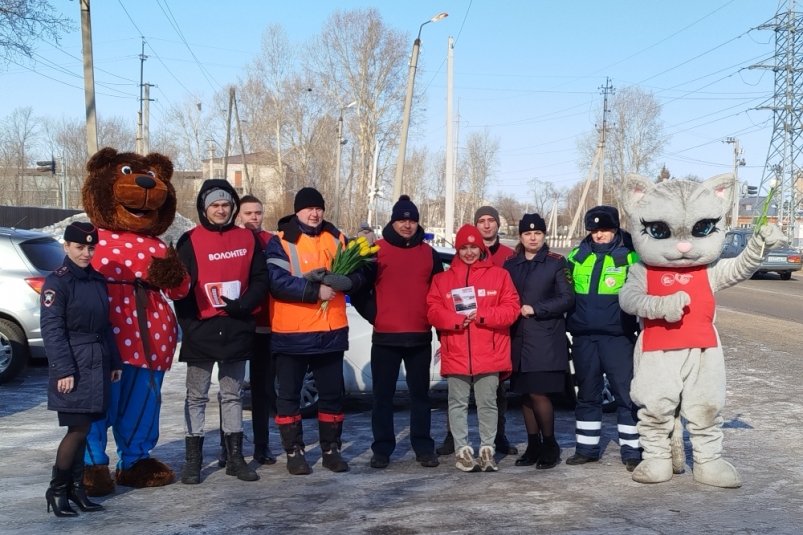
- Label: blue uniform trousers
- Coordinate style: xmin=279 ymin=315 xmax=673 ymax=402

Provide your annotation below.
xmin=85 ymin=363 xmax=165 ymax=469
xmin=572 ymin=334 xmax=641 ymax=461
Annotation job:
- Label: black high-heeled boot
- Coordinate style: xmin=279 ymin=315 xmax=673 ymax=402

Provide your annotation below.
xmin=68 ymin=450 xmax=103 ymax=512
xmin=46 ymin=467 xmax=78 ymax=517
xmin=515 ymin=434 xmax=542 ymax=466
xmin=536 ymin=435 xmax=561 ymax=469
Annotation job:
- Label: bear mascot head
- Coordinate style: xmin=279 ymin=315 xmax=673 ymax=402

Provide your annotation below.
xmin=79 ymin=147 xmax=189 ymax=495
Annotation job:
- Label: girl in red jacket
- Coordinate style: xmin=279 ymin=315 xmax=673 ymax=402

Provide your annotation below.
xmin=427 ymin=225 xmax=520 ymax=472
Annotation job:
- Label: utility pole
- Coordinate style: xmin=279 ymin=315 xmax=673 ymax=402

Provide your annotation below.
xmin=136 ymin=38 xmax=146 ymax=154
xmin=223 ymin=87 xmax=234 ymax=181
xmin=566 ymin=78 xmax=613 ymax=243
xmin=79 ymin=0 xmax=98 ymax=155
xmin=751 ymin=1 xmax=802 ymax=243
xmin=725 ymin=137 xmax=745 ymax=229
xmin=444 ymin=36 xmax=455 ymax=243
xmin=233 ymin=92 xmax=250 ymax=192
xmin=142 ymin=83 xmax=152 ymax=154
xmin=596 ymin=77 xmax=614 ymax=205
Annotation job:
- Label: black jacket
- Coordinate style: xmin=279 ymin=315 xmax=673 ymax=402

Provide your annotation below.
xmin=504 ymin=246 xmax=575 ymax=373
xmin=175 ymin=179 xmax=269 ymax=363
xmin=41 ymin=257 xmax=122 ymax=413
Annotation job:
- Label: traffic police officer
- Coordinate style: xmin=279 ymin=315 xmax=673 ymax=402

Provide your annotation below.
xmin=41 ymin=221 xmax=122 ymax=517
xmin=565 ymin=206 xmax=642 ymax=471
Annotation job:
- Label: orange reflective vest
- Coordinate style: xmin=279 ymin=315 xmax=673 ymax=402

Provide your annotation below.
xmin=270 ymin=230 xmax=348 ymax=334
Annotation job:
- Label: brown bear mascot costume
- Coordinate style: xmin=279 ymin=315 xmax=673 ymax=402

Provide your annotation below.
xmin=81 ymin=147 xmax=190 ymax=495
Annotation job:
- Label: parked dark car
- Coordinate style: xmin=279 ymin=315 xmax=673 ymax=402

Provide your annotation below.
xmin=720 ymin=229 xmax=802 ymax=280
xmin=0 ymin=227 xmax=65 ymax=383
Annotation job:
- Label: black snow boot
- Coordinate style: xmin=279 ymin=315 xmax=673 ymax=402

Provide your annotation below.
xmin=68 ymin=447 xmax=103 ymax=512
xmin=46 ymin=467 xmax=78 ymax=517
xmin=319 ymin=419 xmax=349 ymax=473
xmin=180 ymin=435 xmax=204 ymax=485
xmin=436 ymin=431 xmax=455 ymax=456
xmin=279 ymin=421 xmax=311 ymax=475
xmin=536 ymin=435 xmax=561 ymax=469
xmin=217 ymin=429 xmax=227 ymax=467
xmin=224 ymin=432 xmax=259 ymax=482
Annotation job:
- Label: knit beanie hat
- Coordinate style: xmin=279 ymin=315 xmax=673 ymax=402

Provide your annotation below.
xmin=473 ymin=205 xmax=500 ymax=226
xmin=518 ymin=213 xmax=547 ymax=234
xmin=203 ymin=188 xmax=233 ymax=210
xmin=584 ymin=205 xmax=620 ymax=231
xmin=454 ymin=224 xmax=485 ymax=250
xmin=294 ymin=187 xmax=326 ymax=212
xmin=63 ymin=221 xmax=98 ymax=244
xmin=390 ymin=195 xmax=420 ymax=223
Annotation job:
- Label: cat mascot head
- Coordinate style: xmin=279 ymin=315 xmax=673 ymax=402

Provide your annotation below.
xmin=620 ymin=173 xmax=734 ymax=268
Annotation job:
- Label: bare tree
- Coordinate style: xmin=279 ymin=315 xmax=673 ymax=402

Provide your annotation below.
xmin=305 ymin=8 xmax=409 ymax=230
xmin=494 ymin=194 xmax=525 ymax=235
xmin=0 ymin=107 xmax=39 ymax=204
xmin=0 ymin=0 xmax=72 ymax=63
xmin=458 ymin=130 xmax=499 ymax=223
xmin=577 ymin=85 xmax=667 ymax=217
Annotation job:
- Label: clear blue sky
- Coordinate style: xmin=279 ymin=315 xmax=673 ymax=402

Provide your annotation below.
xmin=0 ymin=0 xmax=783 ymax=198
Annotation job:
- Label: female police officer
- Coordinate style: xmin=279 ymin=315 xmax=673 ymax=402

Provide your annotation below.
xmin=41 ymin=222 xmax=122 ymax=517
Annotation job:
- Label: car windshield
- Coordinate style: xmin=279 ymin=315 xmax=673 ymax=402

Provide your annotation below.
xmin=19 ymin=237 xmax=65 ymax=271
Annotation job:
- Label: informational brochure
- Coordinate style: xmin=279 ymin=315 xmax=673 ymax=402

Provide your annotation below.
xmin=451 ymin=286 xmax=477 ymax=315
xmin=204 ymin=280 xmax=241 ymax=307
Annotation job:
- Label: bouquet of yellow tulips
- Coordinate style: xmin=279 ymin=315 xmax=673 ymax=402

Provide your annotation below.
xmin=320 ymin=236 xmax=380 ymax=313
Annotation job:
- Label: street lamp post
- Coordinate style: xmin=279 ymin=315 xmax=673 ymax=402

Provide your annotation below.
xmin=334 ymin=100 xmax=357 ymax=226
xmin=392 ymin=11 xmax=448 ymax=201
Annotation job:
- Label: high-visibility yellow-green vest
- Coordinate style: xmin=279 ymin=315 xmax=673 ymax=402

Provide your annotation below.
xmin=567 ymin=247 xmax=638 ymax=295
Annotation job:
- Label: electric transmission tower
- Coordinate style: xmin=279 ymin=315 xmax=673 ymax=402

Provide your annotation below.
xmin=752 ymin=0 xmax=803 ymax=242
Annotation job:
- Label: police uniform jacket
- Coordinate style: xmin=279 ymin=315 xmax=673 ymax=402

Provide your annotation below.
xmin=503 ymin=245 xmax=575 ymax=373
xmin=566 ymin=231 xmax=639 ymax=336
xmin=175 ymin=179 xmax=269 ymax=363
xmin=41 ymin=257 xmax=122 ymax=413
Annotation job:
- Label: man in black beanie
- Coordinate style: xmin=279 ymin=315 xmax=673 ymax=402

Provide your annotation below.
xmin=266 ymin=186 xmax=368 ymax=475
xmin=362 ymin=195 xmax=442 ymax=469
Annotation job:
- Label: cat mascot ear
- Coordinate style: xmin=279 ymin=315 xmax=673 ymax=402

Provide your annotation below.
xmin=621 ymin=174 xmax=655 ymax=217
xmin=702 ymin=173 xmax=735 ymax=205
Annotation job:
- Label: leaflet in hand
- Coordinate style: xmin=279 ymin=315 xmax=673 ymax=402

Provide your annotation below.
xmin=204 ymin=280 xmax=241 ymax=307
xmin=451 ymin=286 xmax=477 ymax=315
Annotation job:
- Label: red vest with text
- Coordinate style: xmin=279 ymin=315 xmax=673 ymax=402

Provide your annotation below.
xmin=374 ymin=239 xmax=434 ymax=334
xmin=188 ymin=226 xmax=256 ymax=320
xmin=642 ymin=265 xmax=717 ymax=351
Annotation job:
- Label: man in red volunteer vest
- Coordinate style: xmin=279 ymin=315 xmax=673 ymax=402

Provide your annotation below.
xmin=436 ymin=205 xmax=519 ymax=456
xmin=216 ymin=194 xmax=277 ymax=469
xmin=364 ymin=195 xmax=443 ymax=469
xmin=174 ymin=179 xmax=269 ymax=484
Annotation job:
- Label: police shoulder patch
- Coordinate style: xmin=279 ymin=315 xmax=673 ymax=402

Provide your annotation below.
xmin=43 ymin=289 xmax=56 ymax=307
xmin=54 ymin=266 xmax=68 ymax=277
xmin=547 ymin=251 xmax=564 ymax=260
xmin=564 ymin=268 xmax=573 ymax=285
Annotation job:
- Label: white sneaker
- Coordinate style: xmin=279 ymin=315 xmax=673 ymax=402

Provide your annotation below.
xmin=455 ymin=446 xmax=480 ymax=472
xmin=479 ymin=446 xmax=498 ymax=472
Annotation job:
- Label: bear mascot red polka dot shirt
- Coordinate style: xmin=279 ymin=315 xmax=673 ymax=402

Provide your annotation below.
xmin=80 ymin=147 xmax=190 ymax=496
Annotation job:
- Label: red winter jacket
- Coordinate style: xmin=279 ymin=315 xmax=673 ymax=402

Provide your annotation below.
xmin=426 ymin=255 xmax=520 ymax=378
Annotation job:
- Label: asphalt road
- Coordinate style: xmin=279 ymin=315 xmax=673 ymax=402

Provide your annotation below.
xmin=1 ymin=278 xmax=801 ymax=533
xmin=718 ymin=272 xmax=803 ymax=325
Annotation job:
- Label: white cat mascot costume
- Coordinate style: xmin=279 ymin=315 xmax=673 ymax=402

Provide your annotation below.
xmin=618 ymin=173 xmax=786 ymax=488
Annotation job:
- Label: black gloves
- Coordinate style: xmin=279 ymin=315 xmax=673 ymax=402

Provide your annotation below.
xmin=303 ymin=267 xmax=328 ymax=283
xmin=220 ymin=296 xmax=251 ymax=319
xmin=322 ymin=273 xmax=353 ymax=291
